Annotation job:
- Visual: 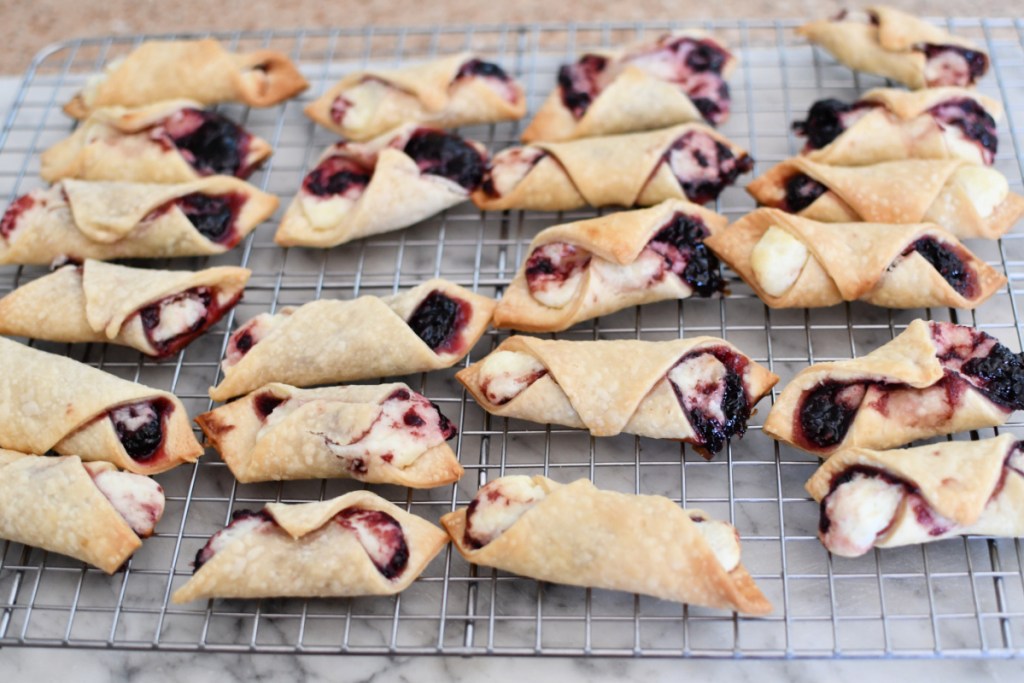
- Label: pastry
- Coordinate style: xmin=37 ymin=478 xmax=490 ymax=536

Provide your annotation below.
xmin=797 ymin=7 xmax=988 ymax=89
xmin=493 ymin=200 xmax=728 ymax=332
xmin=275 ymin=125 xmax=487 ymax=248
xmin=792 ymin=87 xmax=1001 ymax=166
xmin=473 ymin=123 xmax=752 ymax=211
xmin=196 ymin=382 xmax=463 ymax=487
xmin=763 ymin=319 xmax=1024 ymax=456
xmin=521 ymin=31 xmax=737 ymax=142
xmin=0 ymin=260 xmax=250 ymax=358
xmin=806 ymin=434 xmax=1024 ymax=557
xmin=41 ymin=100 xmax=272 ymax=183
xmin=0 ymin=177 xmax=278 ymax=265
xmin=441 ymin=476 xmax=771 ymax=614
xmin=304 ymin=52 xmax=525 ymax=141
xmin=0 ymin=450 xmax=165 ymax=573
xmin=704 ymin=208 xmax=1005 ymax=310
xmin=0 ymin=337 xmax=204 ymax=474
xmin=210 ymin=279 xmax=496 ymax=401
xmin=64 ymin=39 xmax=308 ymax=119
xmin=171 ymin=491 xmax=448 ymax=602
xmin=746 ymin=158 xmax=1024 ymax=240
xmin=456 ymin=336 xmax=777 ymax=457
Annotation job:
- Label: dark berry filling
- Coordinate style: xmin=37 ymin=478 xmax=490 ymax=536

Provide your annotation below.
xmin=163 ymin=108 xmax=255 ymax=178
xmin=792 ymin=98 xmax=880 ymax=151
xmin=928 ymin=98 xmax=998 ymax=165
xmin=961 ymin=345 xmax=1024 ymax=410
xmin=558 ymin=54 xmax=608 ymax=119
xmin=254 ymin=392 xmax=285 ymax=420
xmin=681 ymin=38 xmax=729 ymax=73
xmin=402 ymin=129 xmax=485 ymax=191
xmin=109 ymin=398 xmax=171 ymax=462
xmin=524 ymin=242 xmax=591 ymax=298
xmin=671 ymin=347 xmax=751 ymax=455
xmin=687 ymin=73 xmax=731 ymax=126
xmin=193 ymin=509 xmax=274 ymax=571
xmin=905 ymin=237 xmax=977 ymax=298
xmin=385 ymin=387 xmax=458 ymax=441
xmin=0 ymin=194 xmax=35 ymax=242
xmin=797 ymin=381 xmax=869 ymax=449
xmin=406 ymin=289 xmax=471 ymax=355
xmin=647 ymin=212 xmax=724 ymax=296
xmin=175 ymin=192 xmax=247 ymax=246
xmin=137 ymin=286 xmax=239 ymax=359
xmin=302 ymin=156 xmax=373 ymax=198
xmin=921 ymin=44 xmax=988 ymax=87
xmin=455 ymin=59 xmax=512 ymax=82
xmin=666 ymin=131 xmax=753 ymax=204
xmin=783 ymin=173 xmax=828 ymax=213
xmin=335 ymin=508 xmax=409 ymax=580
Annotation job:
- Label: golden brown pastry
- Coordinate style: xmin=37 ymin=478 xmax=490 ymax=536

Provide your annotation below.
xmin=792 ymin=88 xmax=1001 ymax=167
xmin=797 ymin=6 xmax=989 ymax=89
xmin=521 ymin=31 xmax=737 ymax=142
xmin=64 ymin=39 xmax=308 ymax=119
xmin=493 ymin=200 xmax=728 ymax=332
xmin=457 ymin=336 xmax=777 ymax=457
xmin=211 ymin=279 xmax=496 ymax=402
xmin=41 ymin=100 xmax=272 ymax=183
xmin=304 ymin=53 xmax=525 ymax=141
xmin=704 ymin=208 xmax=1005 ymax=310
xmin=0 ymin=337 xmax=203 ymax=475
xmin=196 ymin=382 xmax=463 ymax=487
xmin=747 ymin=158 xmax=1024 ymax=240
xmin=764 ymin=319 xmax=1024 ymax=456
xmin=172 ymin=491 xmax=448 ymax=602
xmin=473 ymin=123 xmax=752 ymax=211
xmin=0 ymin=260 xmax=250 ymax=358
xmin=0 ymin=177 xmax=278 ymax=265
xmin=0 ymin=450 xmax=165 ymax=573
xmin=275 ymin=125 xmax=487 ymax=248
xmin=806 ymin=435 xmax=1024 ymax=557
xmin=442 ymin=476 xmax=771 ymax=615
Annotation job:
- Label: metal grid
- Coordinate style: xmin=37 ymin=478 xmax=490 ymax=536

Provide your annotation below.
xmin=1 ymin=18 xmax=1024 ymax=659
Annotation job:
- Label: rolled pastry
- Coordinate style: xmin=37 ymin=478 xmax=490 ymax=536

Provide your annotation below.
xmin=275 ymin=125 xmax=488 ymax=248
xmin=521 ymin=31 xmax=737 ymax=143
xmin=806 ymin=434 xmax=1024 ymax=557
xmin=0 ymin=260 xmax=250 ymax=358
xmin=456 ymin=336 xmax=778 ymax=457
xmin=196 ymin=382 xmax=463 ymax=487
xmin=493 ymin=199 xmax=728 ymax=332
xmin=171 ymin=491 xmax=448 ymax=602
xmin=64 ymin=39 xmax=309 ymax=119
xmin=211 ymin=279 xmax=496 ymax=401
xmin=763 ymin=319 xmax=1024 ymax=456
xmin=441 ymin=476 xmax=771 ymax=615
xmin=42 ymin=100 xmax=273 ymax=183
xmin=0 ymin=450 xmax=165 ymax=573
xmin=473 ymin=123 xmax=752 ymax=211
xmin=747 ymin=158 xmax=1024 ymax=240
xmin=0 ymin=337 xmax=204 ymax=474
xmin=0 ymin=177 xmax=279 ymax=265
xmin=798 ymin=7 xmax=989 ymax=89
xmin=704 ymin=208 xmax=1005 ymax=310
xmin=792 ymin=87 xmax=1001 ymax=167
xmin=304 ymin=53 xmax=525 ymax=141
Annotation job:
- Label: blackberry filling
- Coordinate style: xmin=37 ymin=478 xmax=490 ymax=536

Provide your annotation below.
xmin=798 ymin=381 xmax=868 ymax=449
xmin=906 ymin=237 xmax=976 ymax=297
xmin=302 ymin=156 xmax=373 ymax=198
xmin=671 ymin=348 xmax=751 ymax=455
xmin=666 ymin=131 xmax=753 ymax=204
xmin=647 ymin=212 xmax=723 ymax=296
xmin=109 ymin=398 xmax=171 ymax=462
xmin=167 ymin=109 xmax=253 ymax=178
xmin=683 ymin=39 xmax=728 ymax=73
xmin=407 ymin=289 xmax=471 ymax=354
xmin=455 ymin=59 xmax=511 ymax=81
xmin=922 ymin=44 xmax=988 ymax=87
xmin=928 ymin=98 xmax=998 ymax=164
xmin=176 ymin=192 xmax=246 ymax=245
xmin=792 ymin=99 xmax=879 ymax=150
xmin=254 ymin=392 xmax=285 ymax=420
xmin=335 ymin=508 xmax=409 ymax=579
xmin=558 ymin=54 xmax=608 ymax=119
xmin=961 ymin=345 xmax=1024 ymax=410
xmin=783 ymin=173 xmax=828 ymax=213
xmin=403 ymin=130 xmax=485 ymax=191
xmin=689 ymin=77 xmax=731 ymax=125
xmin=0 ymin=194 xmax=35 ymax=241
xmin=138 ymin=287 xmax=217 ymax=357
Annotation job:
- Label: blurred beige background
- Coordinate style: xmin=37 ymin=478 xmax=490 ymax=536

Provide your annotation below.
xmin=3 ymin=0 xmax=1018 ymax=74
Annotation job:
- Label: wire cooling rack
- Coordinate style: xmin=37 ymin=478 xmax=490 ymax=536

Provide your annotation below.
xmin=1 ymin=18 xmax=1024 ymax=659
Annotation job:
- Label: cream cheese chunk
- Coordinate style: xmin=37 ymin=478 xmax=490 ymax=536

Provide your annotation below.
xmin=478 ymin=350 xmax=547 ymax=405
xmin=668 ymin=352 xmax=729 ymax=425
xmin=465 ymin=475 xmax=547 ymax=547
xmin=750 ymin=226 xmax=809 ymax=297
xmin=821 ymin=473 xmax=905 ymax=557
xmin=86 ymin=465 xmax=165 ymax=537
xmin=688 ymin=511 xmax=741 ymax=572
xmin=488 ymin=148 xmax=545 ymax=197
xmin=953 ymin=166 xmax=1008 ymax=218
xmin=148 ymin=294 xmax=208 ymax=343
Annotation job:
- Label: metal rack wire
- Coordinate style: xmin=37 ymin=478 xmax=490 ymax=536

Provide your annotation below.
xmin=1 ymin=18 xmax=1023 ymax=658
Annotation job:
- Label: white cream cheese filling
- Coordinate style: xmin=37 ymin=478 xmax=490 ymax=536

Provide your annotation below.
xmin=86 ymin=465 xmax=165 ymax=537
xmin=953 ymin=166 xmax=1008 ymax=218
xmin=750 ymin=226 xmax=810 ymax=297
xmin=465 ymin=475 xmax=548 ymax=547
xmin=821 ymin=474 xmax=905 ymax=557
xmin=477 ymin=350 xmax=547 ymax=405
